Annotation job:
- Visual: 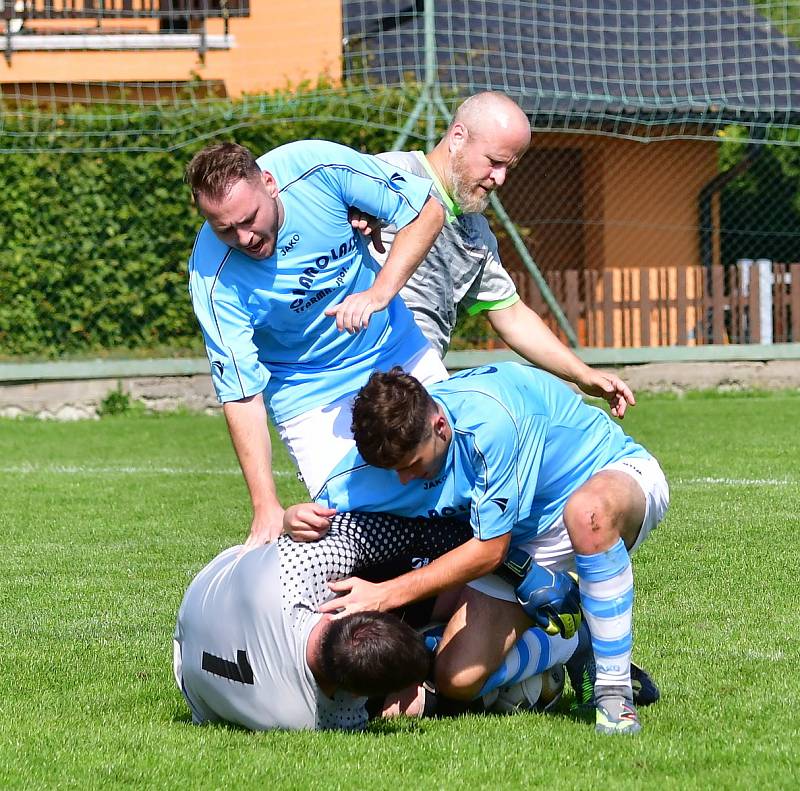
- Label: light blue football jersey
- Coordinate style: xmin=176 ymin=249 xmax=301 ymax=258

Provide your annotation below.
xmin=188 ymin=140 xmax=433 ymax=423
xmin=316 ymin=363 xmax=650 ymax=548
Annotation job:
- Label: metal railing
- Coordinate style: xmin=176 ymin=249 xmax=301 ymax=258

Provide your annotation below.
xmin=2 ymin=1 xmax=249 ymax=21
xmin=1 ymin=0 xmax=249 ymax=62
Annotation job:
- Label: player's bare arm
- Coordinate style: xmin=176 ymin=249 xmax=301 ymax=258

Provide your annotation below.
xmin=486 ymin=300 xmax=635 ymax=418
xmin=318 ymin=533 xmax=510 ymax=617
xmin=325 ymin=196 xmax=444 ymax=333
xmin=223 ymin=395 xmax=285 ymax=546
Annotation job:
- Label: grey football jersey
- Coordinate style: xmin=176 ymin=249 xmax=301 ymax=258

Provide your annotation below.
xmin=174 ymin=512 xmax=470 ymax=731
xmin=374 ymin=150 xmax=518 ymax=356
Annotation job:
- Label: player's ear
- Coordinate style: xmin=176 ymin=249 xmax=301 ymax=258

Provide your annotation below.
xmin=261 ymin=169 xmax=279 ymax=197
xmin=449 ymin=121 xmax=468 ymax=151
xmin=432 ymin=412 xmax=448 ymax=439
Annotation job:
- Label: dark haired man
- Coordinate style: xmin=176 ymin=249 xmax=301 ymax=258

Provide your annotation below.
xmin=301 ymin=363 xmax=668 ymax=734
xmin=185 ymin=140 xmax=446 ymax=547
xmin=173 ymin=512 xmax=471 ymax=730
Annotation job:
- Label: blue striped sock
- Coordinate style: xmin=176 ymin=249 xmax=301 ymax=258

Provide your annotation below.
xmin=575 ymin=538 xmax=634 ymax=695
xmin=478 ymin=628 xmax=578 ymax=698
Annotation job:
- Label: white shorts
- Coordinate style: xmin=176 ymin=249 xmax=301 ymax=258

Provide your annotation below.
xmin=468 ymin=455 xmax=670 ymax=603
xmin=277 ymin=344 xmax=448 ymax=498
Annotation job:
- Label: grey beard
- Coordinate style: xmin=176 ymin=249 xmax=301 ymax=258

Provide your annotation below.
xmin=450 ymin=169 xmax=490 ymax=214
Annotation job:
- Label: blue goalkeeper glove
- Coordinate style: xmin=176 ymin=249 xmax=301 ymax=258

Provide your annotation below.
xmin=499 ymin=548 xmax=582 ymax=639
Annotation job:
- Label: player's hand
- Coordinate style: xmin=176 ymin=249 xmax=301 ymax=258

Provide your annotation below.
xmin=324 ymin=286 xmax=389 ymax=334
xmin=380 ymin=684 xmax=427 ymax=719
xmin=318 ymin=576 xmax=393 ymax=618
xmin=515 ymin=566 xmax=582 ymax=640
xmin=243 ymin=505 xmax=285 ymax=549
xmin=577 ymin=370 xmax=635 ymax=418
xmin=283 ymin=502 xmax=335 ymax=542
xmin=348 ymin=207 xmax=385 ymax=254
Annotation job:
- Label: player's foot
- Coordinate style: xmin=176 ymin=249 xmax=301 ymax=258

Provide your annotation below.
xmin=566 ymin=622 xmax=660 ymax=710
xmin=595 ymin=693 xmax=642 ymax=735
xmin=569 ymin=661 xmax=659 ymax=712
xmin=630 ymin=661 xmax=660 ymax=707
xmin=565 ymin=620 xmax=595 ymax=712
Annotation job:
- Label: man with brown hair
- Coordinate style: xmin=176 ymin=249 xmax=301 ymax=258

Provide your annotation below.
xmin=186 ymin=139 xmax=446 ymax=546
xmin=300 ymin=363 xmax=668 ymax=734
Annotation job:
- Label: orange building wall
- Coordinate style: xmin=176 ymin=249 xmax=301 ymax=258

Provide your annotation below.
xmin=520 ymin=132 xmax=718 ymax=271
xmin=0 ymin=2 xmax=342 ymax=96
xmin=598 ymin=137 xmax=718 ymax=269
xmin=579 ymin=137 xmax=606 ymax=270
xmin=509 ymin=133 xmax=720 ymax=346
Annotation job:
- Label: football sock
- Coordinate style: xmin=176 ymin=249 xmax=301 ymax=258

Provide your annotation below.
xmin=564 ymin=617 xmax=595 ymax=706
xmin=477 ymin=628 xmax=578 ymax=698
xmin=421 ymin=623 xmax=445 ymax=654
xmin=575 ymin=538 xmax=634 ymax=699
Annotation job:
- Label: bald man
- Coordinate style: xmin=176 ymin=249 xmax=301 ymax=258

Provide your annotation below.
xmin=353 ymin=91 xmax=634 ymax=417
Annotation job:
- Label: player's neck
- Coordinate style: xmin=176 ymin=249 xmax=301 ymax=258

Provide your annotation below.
xmin=426 ymin=145 xmax=454 ymax=201
xmin=306 ymin=616 xmax=336 ymax=696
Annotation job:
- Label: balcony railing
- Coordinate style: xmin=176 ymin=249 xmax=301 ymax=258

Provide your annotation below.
xmin=2 ymin=2 xmax=249 ymax=21
xmin=1 ymin=1 xmax=249 ymax=61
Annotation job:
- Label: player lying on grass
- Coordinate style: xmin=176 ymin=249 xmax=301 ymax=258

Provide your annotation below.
xmin=287 ymin=362 xmax=670 ymax=734
xmin=174 ymin=513 xmax=466 ymax=730
xmin=173 ymin=512 xmax=582 ymax=730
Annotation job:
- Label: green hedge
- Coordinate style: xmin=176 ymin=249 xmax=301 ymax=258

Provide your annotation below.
xmin=4 ymin=86 xmax=797 ymax=360
xmin=0 ymin=86 xmax=436 ymax=359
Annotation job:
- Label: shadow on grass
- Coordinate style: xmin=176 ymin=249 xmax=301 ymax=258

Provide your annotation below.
xmin=170 ymin=707 xmax=428 ymax=736
xmin=169 ymin=691 xmax=597 ymax=734
xmin=370 ymin=692 xmax=597 ymax=732
xmin=365 ymin=717 xmax=427 ymax=736
xmin=171 ymin=708 xmax=194 ymax=726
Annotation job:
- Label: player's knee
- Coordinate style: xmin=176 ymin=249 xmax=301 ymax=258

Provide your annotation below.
xmin=563 ymin=491 xmax=619 ymax=554
xmin=434 ymin=658 xmax=486 ymax=701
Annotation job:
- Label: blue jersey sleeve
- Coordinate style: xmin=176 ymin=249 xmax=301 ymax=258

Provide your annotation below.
xmin=188 ymin=231 xmax=269 ymax=403
xmin=314 ymin=145 xmax=433 ymax=231
xmin=467 ymin=414 xmax=549 ymax=541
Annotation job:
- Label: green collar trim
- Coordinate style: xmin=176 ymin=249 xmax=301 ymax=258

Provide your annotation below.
xmin=412 ymin=150 xmax=462 ymax=221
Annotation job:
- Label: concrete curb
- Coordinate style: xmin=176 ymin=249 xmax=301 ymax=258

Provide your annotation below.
xmin=1 ymin=360 xmax=798 ymax=420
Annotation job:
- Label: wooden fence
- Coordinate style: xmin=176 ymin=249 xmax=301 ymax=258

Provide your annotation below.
xmin=513 ymin=261 xmax=800 ymax=348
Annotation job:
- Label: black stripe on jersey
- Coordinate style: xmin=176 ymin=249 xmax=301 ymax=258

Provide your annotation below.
xmin=202 ymin=649 xmax=254 ymax=685
xmin=207 ymin=247 xmax=232 ymax=344
xmin=278 ymin=163 xmax=422 ymax=215
xmin=187 ymin=230 xmax=203 ymax=281
xmin=204 ymin=247 xmax=248 ymax=399
xmin=456 ymin=427 xmax=489 ymax=540
xmin=313 ymin=461 xmax=373 ymax=501
xmin=445 ymin=388 xmax=523 ymax=539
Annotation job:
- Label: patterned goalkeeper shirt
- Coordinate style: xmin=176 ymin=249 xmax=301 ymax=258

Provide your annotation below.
xmin=373 ymin=150 xmax=520 ymax=357
xmin=174 ymin=513 xmax=469 ymax=731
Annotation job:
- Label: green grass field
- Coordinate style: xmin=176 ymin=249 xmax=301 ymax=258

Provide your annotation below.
xmin=1 ymin=392 xmax=799 ymax=790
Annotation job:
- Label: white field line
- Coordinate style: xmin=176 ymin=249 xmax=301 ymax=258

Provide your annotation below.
xmin=0 ymin=464 xmax=295 ymax=477
xmin=0 ymin=466 xmax=793 ymax=487
xmin=674 ymin=476 xmax=798 ymax=486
